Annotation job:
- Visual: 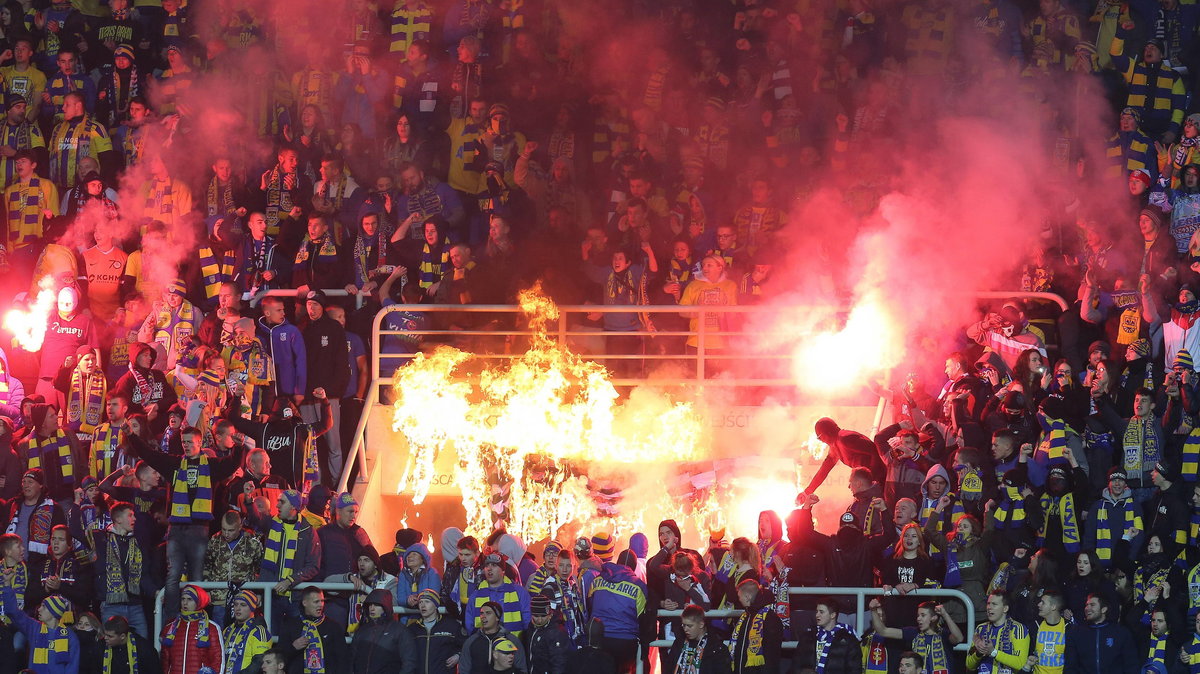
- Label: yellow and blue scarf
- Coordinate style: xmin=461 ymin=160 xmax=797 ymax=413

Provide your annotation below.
xmin=302 ymin=617 xmax=326 ymax=674
xmin=1038 ymin=492 xmax=1081 ymax=553
xmin=1095 ymin=492 xmax=1141 ymax=562
xmin=102 ymin=636 xmax=138 ymax=674
xmin=162 ymin=611 xmax=211 ymax=648
xmin=169 ymin=455 xmax=213 ymax=523
xmin=104 ymin=529 xmax=141 ymax=604
xmin=24 ymin=431 xmax=75 ymax=485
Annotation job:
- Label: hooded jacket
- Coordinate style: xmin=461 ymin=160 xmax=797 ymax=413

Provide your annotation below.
xmin=628 ymin=533 xmax=649 ymax=581
xmin=397 ymin=542 xmax=442 ymax=608
xmin=0 ymin=348 xmax=25 ymax=421
xmin=351 ymin=589 xmax=418 ymax=674
xmin=111 ymin=341 xmax=178 ymax=432
xmin=918 ymin=463 xmax=954 ymax=547
xmin=408 ymin=609 xmax=464 ymax=674
xmin=588 ymin=562 xmax=647 ymax=640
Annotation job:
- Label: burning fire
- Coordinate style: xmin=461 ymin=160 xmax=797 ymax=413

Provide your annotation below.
xmin=4 ymin=277 xmax=57 ymax=351
xmin=788 ymin=293 xmax=904 ymax=397
xmin=392 ymin=285 xmax=707 ymax=542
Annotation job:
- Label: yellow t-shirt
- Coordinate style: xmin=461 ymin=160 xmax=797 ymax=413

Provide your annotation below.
xmin=679 ymin=277 xmax=738 ymax=349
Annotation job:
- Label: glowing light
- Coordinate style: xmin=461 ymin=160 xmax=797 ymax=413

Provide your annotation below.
xmin=4 ymin=277 xmax=57 ymax=351
xmin=392 ymin=284 xmax=706 ymax=542
xmin=788 ymin=294 xmax=904 ymax=396
xmin=803 ymin=432 xmax=829 ymax=461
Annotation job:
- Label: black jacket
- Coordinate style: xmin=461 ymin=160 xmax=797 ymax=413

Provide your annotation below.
xmin=408 ymin=614 xmax=465 ymax=674
xmin=279 ymin=612 xmax=350 ymax=674
xmin=1063 ymin=621 xmax=1139 ymax=674
xmin=521 ymin=620 xmax=570 ymax=674
xmin=99 ymin=632 xmax=161 ymax=674
xmin=792 ymin=624 xmax=861 ymax=674
xmin=780 ymin=508 xmax=831 ymax=611
xmin=302 ymin=314 xmax=350 ymax=396
xmin=729 ymin=595 xmax=783 ymax=674
xmin=350 ymin=589 xmax=418 ymax=674
xmin=665 ymin=634 xmax=732 ymax=674
xmin=563 ymin=646 xmax=616 ymax=674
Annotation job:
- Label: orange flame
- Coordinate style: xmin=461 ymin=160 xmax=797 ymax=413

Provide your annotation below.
xmin=788 ymin=293 xmax=904 ymax=396
xmin=392 ymin=284 xmax=705 ymax=542
xmin=4 ymin=277 xmax=57 ymax=351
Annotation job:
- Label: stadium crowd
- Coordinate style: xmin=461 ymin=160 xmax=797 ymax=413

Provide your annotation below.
xmin=5 ymin=0 xmax=1200 ymax=672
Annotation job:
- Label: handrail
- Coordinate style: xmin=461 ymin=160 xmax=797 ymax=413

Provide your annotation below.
xmin=973 ymin=290 xmax=1069 ymax=312
xmin=338 ymin=377 xmax=378 ymax=493
xmin=249 ymin=287 xmax=365 ymax=309
xmin=644 ymin=586 xmax=976 ymax=652
xmin=152 ymin=580 xmax=444 ymax=649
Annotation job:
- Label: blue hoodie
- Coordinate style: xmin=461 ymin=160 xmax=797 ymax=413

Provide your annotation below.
xmin=256 ymin=316 xmax=306 ymax=396
xmin=396 ymin=542 xmax=441 ymax=607
xmin=589 ymin=562 xmax=647 ymax=640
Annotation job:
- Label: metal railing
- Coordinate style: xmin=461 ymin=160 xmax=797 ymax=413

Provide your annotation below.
xmin=249 ymin=288 xmax=365 ymax=309
xmin=369 ymin=303 xmax=810 ymax=389
xmin=646 ymin=586 xmax=975 ymax=651
xmin=152 ymin=580 xmax=444 ymax=649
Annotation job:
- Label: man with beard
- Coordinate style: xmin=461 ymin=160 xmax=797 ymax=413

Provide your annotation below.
xmin=391 ymin=162 xmax=465 ymax=244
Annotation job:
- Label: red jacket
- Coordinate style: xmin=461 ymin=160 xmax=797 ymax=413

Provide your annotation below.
xmin=160 ymin=616 xmax=225 ymax=674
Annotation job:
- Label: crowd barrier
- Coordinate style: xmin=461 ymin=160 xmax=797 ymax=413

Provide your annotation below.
xmin=151 ymin=581 xmax=975 ymax=666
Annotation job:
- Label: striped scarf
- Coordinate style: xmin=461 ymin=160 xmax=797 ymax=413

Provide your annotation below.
xmin=294 ymin=235 xmax=338 ymax=268
xmin=1183 ymin=424 xmax=1200 ymax=481
xmin=812 ymin=623 xmax=854 ymax=673
xmin=144 ymin=178 xmax=175 ymax=218
xmin=301 ymin=431 xmax=319 ymax=494
xmin=992 ymin=486 xmax=1026 ymax=529
xmin=730 ymin=606 xmax=771 ymax=668
xmin=912 ymin=630 xmax=951 ymax=674
xmin=353 ymin=223 xmax=395 ymax=286
xmin=1123 ymin=415 xmax=1162 ymax=478
xmin=987 ymin=561 xmax=1012 ymax=596
xmin=103 ymin=636 xmax=138 ymax=674
xmin=31 ymin=622 xmax=71 ymax=666
xmin=169 ymin=455 xmax=213 ymax=522
xmin=224 ymin=619 xmax=269 ymax=674
xmin=669 ymin=257 xmax=692 ymax=284
xmin=1039 ymin=414 xmax=1068 ymax=462
xmin=1149 ymin=631 xmax=1168 ymax=665
xmin=7 ymin=176 xmax=46 ymax=247
xmin=1184 ymin=634 xmax=1200 ymax=673
xmin=91 ymin=424 xmax=124 ymax=479
xmin=262 ymin=518 xmax=300 ymax=592
xmin=1038 ymin=492 xmax=1081 ymax=553
xmin=103 ymin=66 xmax=139 ymax=127
xmin=0 ymin=121 xmax=34 ymax=186
xmin=261 ymin=166 xmax=296 ymax=236
xmin=0 ymin=560 xmax=26 ymax=624
xmin=419 ymin=239 xmax=449 ymax=288
xmin=205 ymin=178 xmax=235 ymax=218
xmin=302 ymin=617 xmax=326 ymax=674
xmin=104 ymin=529 xmax=141 ymax=604
xmin=677 ymin=634 xmax=707 ymax=674
xmin=1095 ymin=492 xmax=1141 ymax=562
xmin=66 ymin=368 xmax=106 ymax=436
xmin=199 ymin=246 xmax=236 ymax=301
xmin=24 ymin=431 xmax=75 ymax=484
xmin=976 ymin=620 xmax=1024 ymax=674
xmin=162 ymin=611 xmax=210 ymax=648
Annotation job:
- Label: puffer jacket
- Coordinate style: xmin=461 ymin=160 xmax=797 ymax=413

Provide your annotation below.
xmin=160 ymin=614 xmax=225 ymax=674
xmin=350 ymin=589 xmax=418 ymax=674
xmin=409 ymin=613 xmax=464 ymax=674
xmin=396 ymin=543 xmax=442 ymax=608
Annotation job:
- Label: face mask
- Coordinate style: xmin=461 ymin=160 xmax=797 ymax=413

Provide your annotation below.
xmin=1000 ymin=323 xmax=1016 ymax=338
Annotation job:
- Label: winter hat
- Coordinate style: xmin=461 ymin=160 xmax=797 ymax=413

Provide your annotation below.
xmin=1001 ymin=469 xmax=1025 ymax=489
xmin=1087 ymin=340 xmax=1111 ymax=358
xmin=197 ymin=369 xmax=223 ymax=388
xmin=839 ymin=512 xmax=860 ymax=529
xmin=1130 ymin=168 xmax=1152 ymax=188
xmin=628 ymin=533 xmax=649 ymax=559
xmin=1175 ymin=350 xmax=1194 ymax=371
xmin=530 ymin=594 xmax=551 ymax=617
xmin=81 ymin=476 xmax=98 ymax=491
xmin=658 ymin=519 xmax=682 ymax=542
xmin=1048 ymin=466 xmax=1069 ymax=481
xmin=231 ymin=590 xmax=261 ymax=612
xmin=1142 ymin=205 xmax=1166 ymax=229
xmin=1121 ymin=106 xmax=1143 ymax=124
xmin=487 ymin=103 xmax=510 ymax=119
xmin=358 ymin=546 xmax=380 ymax=567
xmin=335 ymin=492 xmax=358 ymax=510
xmin=5 ymin=94 xmax=25 ymax=110
xmin=1155 ymin=461 xmax=1180 ymax=483
xmin=480 ymin=600 xmax=505 ymax=620
xmin=573 ymin=537 xmax=592 ymax=559
xmin=1129 ymin=338 xmax=1152 ymax=358
xmin=307 ymin=485 xmax=332 ymax=514
xmin=29 ymin=403 xmax=54 ymax=431
xmin=281 ymin=489 xmax=303 ymax=512
xmin=305 ymin=289 xmax=328 ymax=307
xmin=1108 ymin=467 xmax=1129 ymax=482
xmin=113 ymin=44 xmax=134 ymax=62
xmin=22 ymin=469 xmax=44 ymax=485
xmin=416 ymin=589 xmax=441 ymax=606
xmin=166 ymin=278 xmax=187 ymax=297
xmin=181 ymin=585 xmax=210 ymax=610
xmin=75 ymin=344 xmax=95 ymax=360
xmin=617 ymin=549 xmax=638 ymax=570
xmin=543 ymin=541 xmax=563 ymax=561
xmin=591 ymin=533 xmax=615 ymax=561
xmin=42 ymin=595 xmax=70 ymax=620
xmin=395 ymin=528 xmax=423 ymax=548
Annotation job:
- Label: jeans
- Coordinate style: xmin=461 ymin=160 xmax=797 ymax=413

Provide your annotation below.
xmin=165 ymin=523 xmax=209 ymax=621
xmin=101 ymin=601 xmax=149 ymax=639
